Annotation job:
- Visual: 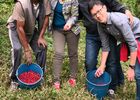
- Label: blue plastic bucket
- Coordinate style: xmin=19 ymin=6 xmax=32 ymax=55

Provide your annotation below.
xmin=86 ymin=70 xmax=111 ymax=99
xmin=16 ymin=63 xmax=43 ymax=89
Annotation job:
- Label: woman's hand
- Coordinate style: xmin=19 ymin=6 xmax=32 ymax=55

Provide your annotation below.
xmin=63 ymin=23 xmax=72 ymax=31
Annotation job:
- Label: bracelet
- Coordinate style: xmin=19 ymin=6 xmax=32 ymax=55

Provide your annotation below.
xmin=129 ymin=65 xmax=135 ymax=69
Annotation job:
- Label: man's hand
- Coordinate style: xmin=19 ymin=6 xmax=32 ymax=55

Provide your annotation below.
xmin=125 ymin=10 xmax=134 ymax=26
xmin=63 ymin=23 xmax=72 ymax=31
xmin=96 ymin=51 xmax=108 ymax=77
xmin=37 ymin=37 xmax=47 ymax=48
xmin=95 ymin=66 xmax=105 ymax=77
xmin=127 ymin=67 xmax=135 ymax=81
xmin=24 ymin=50 xmax=32 ymax=65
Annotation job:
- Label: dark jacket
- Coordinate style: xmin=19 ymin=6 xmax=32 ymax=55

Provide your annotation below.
xmin=78 ymin=0 xmax=126 ymax=34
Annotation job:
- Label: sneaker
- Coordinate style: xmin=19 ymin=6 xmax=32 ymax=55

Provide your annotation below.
xmin=68 ymin=78 xmax=76 ymax=87
xmin=9 ymin=81 xmax=19 ymax=91
xmin=53 ymin=81 xmax=60 ymax=90
xmin=108 ymin=89 xmax=115 ymax=99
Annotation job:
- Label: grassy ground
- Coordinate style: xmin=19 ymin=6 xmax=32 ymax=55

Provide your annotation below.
xmin=0 ymin=2 xmax=136 ymax=100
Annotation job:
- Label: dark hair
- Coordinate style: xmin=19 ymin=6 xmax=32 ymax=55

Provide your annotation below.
xmin=39 ymin=0 xmax=43 ymax=3
xmin=88 ymin=0 xmax=104 ymax=11
xmin=14 ymin=0 xmax=18 ymax=3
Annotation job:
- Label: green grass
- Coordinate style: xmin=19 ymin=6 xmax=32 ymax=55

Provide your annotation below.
xmin=0 ymin=2 xmax=137 ymax=100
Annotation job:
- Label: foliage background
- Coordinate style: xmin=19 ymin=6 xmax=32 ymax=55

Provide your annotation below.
xmin=0 ymin=0 xmax=140 ymax=99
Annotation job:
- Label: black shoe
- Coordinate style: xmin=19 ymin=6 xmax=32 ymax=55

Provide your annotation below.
xmin=117 ymin=81 xmax=124 ymax=87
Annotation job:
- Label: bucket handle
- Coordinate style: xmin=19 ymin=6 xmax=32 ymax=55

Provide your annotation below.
xmin=90 ymin=87 xmax=97 ymax=97
xmin=90 ymin=88 xmax=103 ymax=100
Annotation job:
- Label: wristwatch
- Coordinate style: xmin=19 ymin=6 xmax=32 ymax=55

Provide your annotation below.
xmin=129 ymin=65 xmax=135 ymax=69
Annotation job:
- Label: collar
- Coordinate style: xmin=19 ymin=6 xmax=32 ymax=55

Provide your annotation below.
xmin=33 ymin=3 xmax=39 ymax=9
xmin=106 ymin=13 xmax=112 ymax=25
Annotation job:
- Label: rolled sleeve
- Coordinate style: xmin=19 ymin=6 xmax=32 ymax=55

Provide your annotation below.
xmin=129 ymin=41 xmax=137 ymax=52
xmin=44 ymin=0 xmax=51 ymax=16
xmin=12 ymin=2 xmax=25 ymax=22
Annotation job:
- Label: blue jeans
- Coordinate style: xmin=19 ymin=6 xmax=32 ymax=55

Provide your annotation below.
xmin=85 ymin=33 xmax=124 ymax=90
xmin=135 ymin=58 xmax=140 ymax=100
xmin=135 ymin=38 xmax=140 ymax=100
